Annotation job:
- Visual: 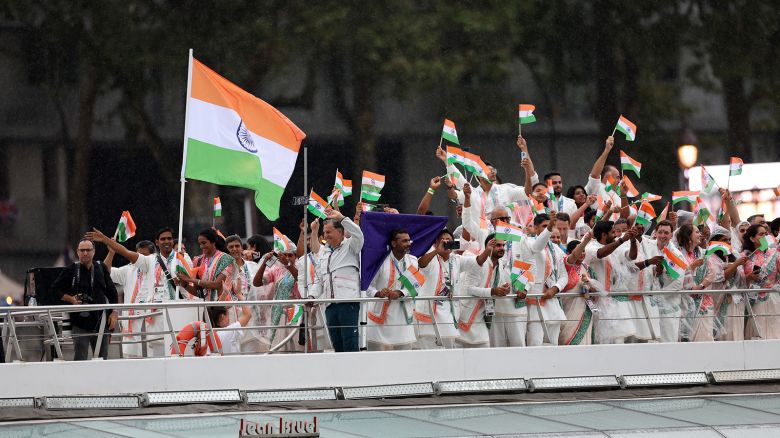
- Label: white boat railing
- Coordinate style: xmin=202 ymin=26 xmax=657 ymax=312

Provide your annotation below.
xmin=1 ymin=288 xmax=775 ymax=362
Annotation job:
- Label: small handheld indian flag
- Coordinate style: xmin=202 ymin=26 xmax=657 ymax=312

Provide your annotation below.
xmin=595 ymin=195 xmax=609 ymax=221
xmin=446 ymin=145 xmax=467 ymax=167
xmin=701 ymin=165 xmax=718 ymax=194
xmin=729 ymin=157 xmax=743 ymax=176
xmin=273 ymin=227 xmax=295 ymax=253
xmin=510 ymin=260 xmax=533 ymax=292
xmin=693 ymin=196 xmax=711 ymax=226
xmin=621 ymin=175 xmax=639 ymax=197
xmin=662 ymin=247 xmax=688 ymax=280
xmin=635 ymin=201 xmax=656 ymax=227
xmin=620 ymin=151 xmax=641 ymax=178
xmin=641 ymin=192 xmax=662 ymax=202
xmin=175 ymin=252 xmax=195 ymax=277
xmin=116 ymin=211 xmax=137 ymax=243
xmin=307 ymin=189 xmax=328 ymax=219
xmin=518 ymin=104 xmax=536 ymax=124
xmin=442 ymin=119 xmax=459 ymax=145
xmin=656 ymin=202 xmax=670 ymax=223
xmin=335 ymin=169 xmax=353 ymax=197
xmin=706 ymin=241 xmax=732 ymax=256
xmin=605 ymin=174 xmax=620 ymax=195
xmin=494 ymin=221 xmax=524 ymax=242
xmin=286 ymin=304 xmax=304 ymax=325
xmin=464 ymin=151 xmax=491 ymax=180
xmin=398 ymin=265 xmax=425 ymax=298
xmin=546 ymin=179 xmax=557 ymax=206
xmin=672 ymin=191 xmax=698 ymax=205
xmin=213 ymin=197 xmax=222 ymax=217
xmin=758 ymin=236 xmax=770 ymax=252
xmin=361 ymin=170 xmax=385 ymax=202
xmin=614 ymin=115 xmax=637 ymax=141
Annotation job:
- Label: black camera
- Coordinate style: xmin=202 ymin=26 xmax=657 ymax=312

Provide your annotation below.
xmin=443 ymin=241 xmax=461 ymax=250
xmin=75 ymin=293 xmax=94 ymax=317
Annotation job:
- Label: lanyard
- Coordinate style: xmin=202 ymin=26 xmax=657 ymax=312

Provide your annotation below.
xmin=547 ymin=242 xmax=559 ymax=279
xmin=72 ymin=263 xmax=95 ymax=294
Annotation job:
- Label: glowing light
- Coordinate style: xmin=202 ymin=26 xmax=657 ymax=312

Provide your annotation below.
xmin=5 ymin=296 xmax=11 ymax=305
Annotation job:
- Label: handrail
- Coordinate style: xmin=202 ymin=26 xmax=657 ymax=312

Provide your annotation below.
xmin=3 ymin=287 xmax=775 ymax=362
xmin=2 ymin=287 xmax=775 ymax=315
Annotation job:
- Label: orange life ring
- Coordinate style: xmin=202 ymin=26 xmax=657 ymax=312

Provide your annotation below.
xmin=170 ymin=321 xmax=223 ymax=356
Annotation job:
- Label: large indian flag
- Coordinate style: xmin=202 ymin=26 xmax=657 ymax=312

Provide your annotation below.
xmin=182 ymin=58 xmax=306 ymax=221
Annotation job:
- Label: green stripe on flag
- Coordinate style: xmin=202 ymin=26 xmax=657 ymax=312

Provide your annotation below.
xmin=185 ymin=138 xmax=285 ymax=220
xmin=519 ymin=115 xmax=536 ymax=124
xmin=117 ymin=223 xmax=128 ymax=243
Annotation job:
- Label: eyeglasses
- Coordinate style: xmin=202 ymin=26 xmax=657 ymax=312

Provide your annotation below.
xmin=493 ymin=217 xmax=511 ymax=223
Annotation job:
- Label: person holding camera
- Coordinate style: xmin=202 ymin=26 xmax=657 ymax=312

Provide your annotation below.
xmin=414 ymin=229 xmax=464 ymax=349
xmin=53 ymin=238 xmax=119 ymax=360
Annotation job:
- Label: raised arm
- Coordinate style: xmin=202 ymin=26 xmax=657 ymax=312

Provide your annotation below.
xmin=589 ymin=136 xmax=614 ymax=181
xmin=417 ymin=176 xmax=441 ymax=215
xmin=309 ymin=219 xmax=321 ymax=255
xmin=570 ymin=194 xmax=597 ymax=227
xmin=566 ymin=232 xmax=592 ymax=265
xmin=597 ymin=234 xmax=628 ymax=259
xmin=721 ymin=188 xmax=741 ymax=226
xmin=85 ymin=228 xmax=139 ymax=264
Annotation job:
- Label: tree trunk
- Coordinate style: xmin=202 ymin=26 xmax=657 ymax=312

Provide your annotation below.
xmin=592 ymin=0 xmax=619 ymax=158
xmin=352 ymin=76 xmax=377 ymax=175
xmin=67 ymin=61 xmax=99 ymax=244
xmin=721 ymin=75 xmax=752 ymax=162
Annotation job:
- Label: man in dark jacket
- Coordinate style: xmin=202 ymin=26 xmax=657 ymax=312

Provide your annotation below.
xmin=53 ymin=238 xmax=118 ymax=360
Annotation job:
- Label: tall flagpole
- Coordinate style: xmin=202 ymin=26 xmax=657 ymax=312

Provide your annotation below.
xmin=302 ymin=146 xmax=309 ymax=353
xmin=177 ymin=49 xmax=194 ymax=252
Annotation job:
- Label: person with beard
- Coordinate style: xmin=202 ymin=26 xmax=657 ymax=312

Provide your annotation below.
xmin=458 ymin=235 xmax=513 ymax=348
xmin=584 ymin=221 xmax=637 ymax=344
xmin=520 ymin=213 xmax=568 ymax=346
xmin=414 ymin=229 xmax=464 ymax=349
xmin=436 ymin=136 xmax=539 ymax=219
xmin=366 ymin=229 xmax=419 ymax=350
xmin=619 ymin=221 xmax=663 ymax=343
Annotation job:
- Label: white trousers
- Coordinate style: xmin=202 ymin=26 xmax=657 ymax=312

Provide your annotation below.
xmin=527 ymin=320 xmax=561 ymax=346
xmin=417 ymin=336 xmax=457 ymax=350
xmin=489 ymin=314 xmax=527 ymax=347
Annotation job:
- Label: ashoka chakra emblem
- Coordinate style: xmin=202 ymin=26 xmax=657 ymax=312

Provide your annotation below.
xmin=236 ymin=120 xmax=257 ymax=153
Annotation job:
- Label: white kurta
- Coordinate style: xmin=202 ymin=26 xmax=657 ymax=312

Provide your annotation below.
xmin=365 ymin=253 xmax=418 ymax=348
xmin=414 ymin=253 xmax=461 ymax=344
xmin=457 ymin=255 xmax=493 ymax=346
xmin=585 ymin=176 xmax=621 ymax=221
xmin=110 ymin=264 xmax=144 ymax=357
xmin=449 ymin=163 xmax=539 ymax=218
xmin=584 ymin=241 xmax=635 ymax=343
xmin=517 ymin=230 xmax=567 ymax=346
xmin=624 ymin=237 xmax=661 ymax=341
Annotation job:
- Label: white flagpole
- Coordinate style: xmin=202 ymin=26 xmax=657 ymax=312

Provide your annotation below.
xmin=177 ymin=49 xmax=194 ymax=252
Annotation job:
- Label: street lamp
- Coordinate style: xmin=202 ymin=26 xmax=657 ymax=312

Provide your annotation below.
xmin=677 ymin=145 xmax=698 ymax=169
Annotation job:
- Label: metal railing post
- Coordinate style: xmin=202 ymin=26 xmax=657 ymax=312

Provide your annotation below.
xmin=6 ymin=311 xmax=23 ymax=362
xmin=163 ymin=307 xmax=178 ymax=357
xmin=427 ymin=300 xmax=443 ymax=347
xmin=202 ymin=306 xmax=222 ymax=355
xmin=45 ymin=310 xmax=63 ymax=360
xmin=744 ymin=292 xmax=763 ymax=339
xmin=640 ymin=297 xmax=658 ymax=341
xmin=92 ymin=311 xmax=108 ymax=360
